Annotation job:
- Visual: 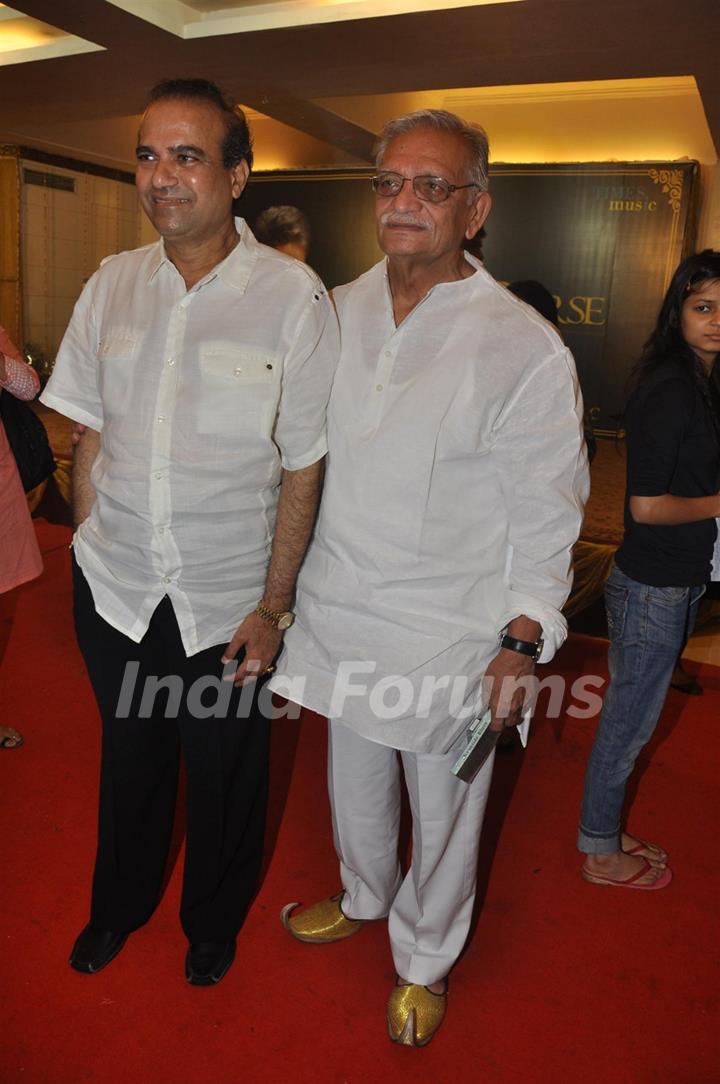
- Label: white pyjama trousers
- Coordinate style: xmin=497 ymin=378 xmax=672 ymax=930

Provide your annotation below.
xmin=328 ymin=718 xmax=495 ymax=986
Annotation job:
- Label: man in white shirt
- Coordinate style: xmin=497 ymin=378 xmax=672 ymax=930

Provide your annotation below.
xmin=272 ymin=109 xmax=589 ymax=1045
xmin=42 ymin=79 xmax=338 ymax=985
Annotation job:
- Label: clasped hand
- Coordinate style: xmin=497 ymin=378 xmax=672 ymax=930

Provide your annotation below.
xmin=222 ymin=612 xmax=283 ymax=686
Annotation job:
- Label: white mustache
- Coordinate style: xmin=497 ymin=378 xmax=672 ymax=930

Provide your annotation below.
xmin=379 ymin=213 xmax=431 ymax=230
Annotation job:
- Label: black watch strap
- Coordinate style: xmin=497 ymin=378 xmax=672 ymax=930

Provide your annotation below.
xmin=500 ymin=634 xmax=543 ymax=660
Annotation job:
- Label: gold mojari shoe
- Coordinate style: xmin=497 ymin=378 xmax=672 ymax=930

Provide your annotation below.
xmin=280 ymin=893 xmax=365 ymax=944
xmin=387 ymin=980 xmax=448 ymax=1047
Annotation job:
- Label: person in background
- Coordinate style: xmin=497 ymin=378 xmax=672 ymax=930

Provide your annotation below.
xmin=0 ymin=327 xmax=43 ymax=749
xmin=271 ymin=109 xmax=588 ymax=1047
xmin=254 ymin=205 xmax=311 ymax=263
xmin=507 ymin=278 xmax=558 ymax=326
xmin=508 ymin=278 xmax=597 ymax=465
xmin=578 ymin=249 xmax=720 ymax=890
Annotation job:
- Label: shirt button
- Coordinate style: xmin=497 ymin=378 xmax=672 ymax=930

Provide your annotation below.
xmin=162 ymin=576 xmax=171 ymax=584
xmin=157 ymin=415 xmax=165 ymax=422
xmin=158 ymin=527 xmax=165 ymax=535
xmin=384 ymin=350 xmax=392 ymax=358
xmin=167 ymin=358 xmax=175 ymax=366
xmin=155 ymin=472 xmax=162 ymax=480
xmin=375 ymin=384 xmax=384 ymax=392
xmin=234 ymin=368 xmax=243 ymax=376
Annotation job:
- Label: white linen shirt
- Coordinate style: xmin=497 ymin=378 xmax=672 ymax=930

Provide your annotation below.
xmin=42 ymin=220 xmax=338 ymax=655
xmin=270 ymin=254 xmax=589 ymax=753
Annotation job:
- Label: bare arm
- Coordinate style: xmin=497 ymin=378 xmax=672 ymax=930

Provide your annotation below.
xmin=630 ymin=493 xmax=720 ymax=525
xmin=223 ymin=457 xmax=325 ymax=684
xmin=72 ymin=427 xmax=101 ymax=527
xmin=262 ymin=458 xmax=325 ymax=612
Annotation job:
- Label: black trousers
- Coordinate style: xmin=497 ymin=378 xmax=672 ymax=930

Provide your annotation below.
xmin=73 ymin=557 xmax=270 ymax=942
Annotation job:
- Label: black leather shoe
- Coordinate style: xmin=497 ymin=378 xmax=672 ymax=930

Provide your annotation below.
xmin=185 ymin=940 xmax=236 ymax=986
xmin=69 ymin=925 xmax=129 ymax=973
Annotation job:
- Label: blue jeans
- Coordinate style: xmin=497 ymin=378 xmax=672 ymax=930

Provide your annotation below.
xmin=577 ymin=563 xmax=704 ymax=854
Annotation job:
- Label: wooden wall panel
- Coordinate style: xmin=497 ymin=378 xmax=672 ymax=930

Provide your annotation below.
xmin=0 ymin=152 xmax=23 ymax=349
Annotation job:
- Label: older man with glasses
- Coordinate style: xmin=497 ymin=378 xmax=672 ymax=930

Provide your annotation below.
xmin=270 ymin=109 xmax=589 ymax=1046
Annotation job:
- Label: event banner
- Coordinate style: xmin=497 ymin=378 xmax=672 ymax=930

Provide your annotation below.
xmin=241 ymin=161 xmax=697 ymax=431
xmin=484 ymin=163 xmax=697 ymax=431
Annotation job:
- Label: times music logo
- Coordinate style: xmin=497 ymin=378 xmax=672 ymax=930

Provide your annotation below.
xmin=591 ymin=183 xmax=659 ymax=214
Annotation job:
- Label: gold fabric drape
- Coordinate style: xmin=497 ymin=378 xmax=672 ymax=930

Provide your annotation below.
xmin=565 ymin=540 xmax=616 ymax=618
xmin=0 ymin=149 xmax=22 ymax=348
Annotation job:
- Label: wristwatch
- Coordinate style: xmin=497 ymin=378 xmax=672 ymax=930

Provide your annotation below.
xmin=500 ymin=633 xmax=544 ymax=661
xmin=255 ymin=601 xmax=295 ymax=631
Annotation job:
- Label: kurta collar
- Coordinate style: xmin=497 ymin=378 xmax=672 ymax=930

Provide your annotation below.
xmin=382 ymin=249 xmax=484 ymax=296
xmin=381 ymin=249 xmax=486 ymax=328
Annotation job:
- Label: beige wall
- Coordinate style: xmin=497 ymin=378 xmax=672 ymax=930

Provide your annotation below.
xmin=21 ymin=161 xmax=145 ymax=360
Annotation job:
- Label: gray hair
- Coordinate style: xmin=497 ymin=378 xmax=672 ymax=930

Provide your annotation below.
xmin=374 ymin=109 xmax=490 ymax=192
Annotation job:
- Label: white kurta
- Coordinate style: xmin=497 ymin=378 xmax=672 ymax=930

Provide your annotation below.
xmin=271 ymin=254 xmax=589 ymax=752
xmin=42 ymin=221 xmax=338 ymax=656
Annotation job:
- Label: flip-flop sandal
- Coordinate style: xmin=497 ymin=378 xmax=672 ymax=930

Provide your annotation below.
xmin=623 ymin=837 xmax=668 ymax=863
xmin=581 ymin=858 xmax=672 ymax=890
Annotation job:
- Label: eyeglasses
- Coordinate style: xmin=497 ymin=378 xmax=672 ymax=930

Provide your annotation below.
xmin=371 ymin=171 xmax=480 ymax=204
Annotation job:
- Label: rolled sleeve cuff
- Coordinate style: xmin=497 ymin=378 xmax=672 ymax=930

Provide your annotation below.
xmin=496 ymin=592 xmax=568 ymax=664
xmin=40 ymin=390 xmax=103 ymax=432
xmin=280 ymin=434 xmax=327 ymax=472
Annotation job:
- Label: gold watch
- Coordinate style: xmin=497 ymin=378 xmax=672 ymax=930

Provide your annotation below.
xmin=255 ymin=601 xmax=295 ymax=631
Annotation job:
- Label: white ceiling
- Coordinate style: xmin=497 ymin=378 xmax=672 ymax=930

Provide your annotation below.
xmin=107 ymin=0 xmax=525 ymax=38
xmin=0 ymin=3 xmax=102 ymax=65
xmin=0 ymin=1 xmax=718 ymax=174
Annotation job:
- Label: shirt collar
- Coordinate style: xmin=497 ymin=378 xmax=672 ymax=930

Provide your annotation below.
xmin=217 ymin=218 xmax=258 ymax=294
xmin=145 ymin=217 xmax=258 ymax=294
xmin=146 ymin=241 xmax=170 ymax=283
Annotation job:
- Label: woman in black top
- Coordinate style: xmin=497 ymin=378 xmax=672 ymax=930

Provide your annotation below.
xmin=577 ymin=250 xmax=720 ymax=889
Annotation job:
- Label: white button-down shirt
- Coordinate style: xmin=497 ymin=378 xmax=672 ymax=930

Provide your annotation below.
xmin=42 ymin=221 xmax=338 ymax=655
xmin=271 ymin=254 xmax=589 ymax=753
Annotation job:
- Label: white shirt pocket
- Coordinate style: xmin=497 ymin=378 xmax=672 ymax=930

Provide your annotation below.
xmin=197 ymin=345 xmax=280 ymax=435
xmin=97 ymin=328 xmax=140 ymax=415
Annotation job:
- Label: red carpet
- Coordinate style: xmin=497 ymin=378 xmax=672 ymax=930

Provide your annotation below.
xmin=1 ymin=520 xmax=717 ymax=1083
